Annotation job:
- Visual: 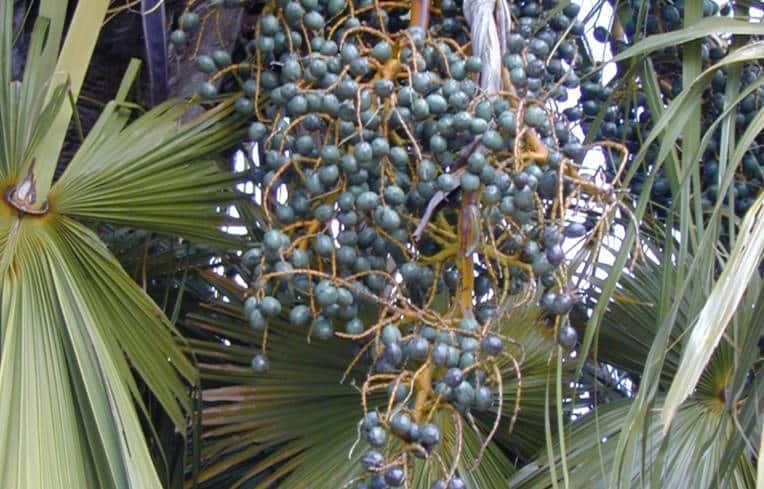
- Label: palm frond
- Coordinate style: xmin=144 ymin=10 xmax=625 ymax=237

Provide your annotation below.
xmin=0 ymin=212 xmax=196 ymax=488
xmin=50 ymin=96 xmax=247 ymax=248
xmin=663 ymin=191 xmax=764 ymax=429
xmin=0 ymin=3 xmax=249 ymax=486
xmin=508 ymin=394 xmax=757 ymax=489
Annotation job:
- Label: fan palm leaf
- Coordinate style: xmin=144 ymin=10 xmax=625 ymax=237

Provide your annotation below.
xmin=0 ymin=1 xmax=246 ymax=487
xmin=508 ymin=394 xmax=758 ymax=489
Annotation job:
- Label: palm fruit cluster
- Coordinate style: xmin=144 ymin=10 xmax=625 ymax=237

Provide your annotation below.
xmin=173 ymin=0 xmax=621 ymax=486
xmin=568 ymin=0 xmax=764 ymax=220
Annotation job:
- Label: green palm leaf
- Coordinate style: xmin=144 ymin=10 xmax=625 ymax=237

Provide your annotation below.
xmin=51 ymin=95 xmax=246 ymax=247
xmin=0 ymin=211 xmax=188 ymax=488
xmin=508 ymin=395 xmax=757 ymax=489
xmin=0 ymin=2 xmax=246 ymax=487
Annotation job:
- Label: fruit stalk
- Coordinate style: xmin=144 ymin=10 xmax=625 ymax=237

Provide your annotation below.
xmin=413 ymin=362 xmax=434 ymax=422
xmin=410 ymin=0 xmax=430 ymax=30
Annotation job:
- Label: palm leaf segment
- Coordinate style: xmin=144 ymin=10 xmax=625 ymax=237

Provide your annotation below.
xmin=0 ymin=2 xmax=244 ymax=487
xmin=511 ymin=260 xmax=761 ymax=489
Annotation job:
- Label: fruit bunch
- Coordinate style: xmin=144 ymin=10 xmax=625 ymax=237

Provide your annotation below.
xmin=172 ymin=0 xmax=625 ymax=486
xmin=566 ymin=0 xmax=764 ymax=220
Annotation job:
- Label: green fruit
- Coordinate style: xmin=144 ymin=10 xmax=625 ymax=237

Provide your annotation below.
xmin=408 ymin=336 xmax=429 ymax=361
xmin=354 ymin=142 xmax=373 ymax=163
xmin=524 ymin=105 xmax=546 ymax=127
xmin=474 ymin=386 xmax=493 ymax=411
xmin=263 ymin=230 xmax=286 ymax=251
xmin=390 ymin=413 xmax=412 ymax=437
xmin=259 ymin=14 xmax=280 ymax=35
xmin=179 ymin=12 xmax=200 ymax=31
xmin=412 ymin=98 xmax=430 ymax=119
xmin=241 ymin=79 xmax=258 ymax=97
xmin=303 ymin=11 xmax=324 ymax=30
xmin=248 ymin=122 xmax=267 ymax=142
xmin=482 ymin=128 xmax=503 ymax=149
xmin=371 ymin=41 xmax=392 ymax=61
xmin=482 ymin=184 xmax=501 ymax=204
xmin=418 ymin=159 xmax=437 ymax=181
xmin=316 ymin=284 xmax=338 ymax=306
xmin=420 ymin=423 xmax=440 ymax=445
xmin=282 ymin=57 xmax=303 ymax=81
xmin=251 ymin=354 xmax=269 ymax=373
xmin=318 ymin=164 xmax=339 ymax=185
xmin=510 ymin=66 xmax=527 ymax=86
xmin=466 ymin=152 xmax=486 ymax=173
xmin=378 ymin=206 xmax=401 ymax=230
xmin=314 ymin=234 xmax=334 ymax=256
xmin=284 ymin=2 xmax=305 ymax=24
xmin=260 ymin=296 xmax=282 ymax=317
xmin=314 ymin=204 xmax=333 ymax=221
xmin=198 ymin=82 xmax=218 ymax=99
xmin=474 ymin=100 xmax=492 ymax=121
xmin=257 ymin=35 xmax=275 ymax=53
xmin=465 ymin=55 xmax=482 ymax=73
xmin=381 ymin=324 xmax=402 ymax=344
xmin=289 ymin=305 xmax=312 ymax=327
xmin=423 ymin=93 xmax=446 ymax=114
xmin=336 ymin=287 xmax=354 ymax=306
xmin=248 ymin=309 xmax=266 ymax=330
xmin=498 ymin=111 xmax=517 ymax=134
xmin=287 ymin=95 xmax=308 ymax=115
xmin=367 ymin=426 xmax=387 ymax=447
xmin=460 ymin=336 xmax=479 ymax=352
xmin=312 ymin=317 xmax=334 ymax=339
xmin=389 ymin=147 xmax=409 ymax=166
xmin=454 ymin=381 xmax=475 ymax=406
xmin=275 ymin=205 xmax=295 ymax=223
xmin=243 ymin=296 xmax=259 ymax=316
xmin=558 ymin=323 xmax=578 ymax=348
xmin=212 ymin=49 xmax=232 ymax=67
xmin=371 ymin=137 xmax=390 ymax=157
xmin=234 ymin=96 xmax=253 ymax=114
xmin=194 ymin=55 xmax=216 ymax=73
xmin=383 ymin=185 xmax=405 ymax=205
xmin=327 ymin=0 xmax=346 ymax=15
xmin=514 ymin=186 xmax=535 ymax=210
xmin=469 ymin=117 xmax=488 ymax=134
xmin=345 ymin=318 xmax=364 ymax=334
xmin=356 ymin=191 xmax=379 ymax=211
xmin=459 ymin=352 xmax=476 ymax=369
xmin=290 ymin=249 xmax=310 ymax=268
xmin=437 ymin=173 xmax=458 ymax=192
xmin=170 ymin=30 xmax=187 ymax=45
xmin=461 ymin=172 xmax=481 ymax=192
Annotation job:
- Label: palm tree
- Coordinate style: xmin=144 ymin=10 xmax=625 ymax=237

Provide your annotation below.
xmin=0 ymin=1 xmax=245 ymax=487
xmin=3 ymin=0 xmax=763 ymax=488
